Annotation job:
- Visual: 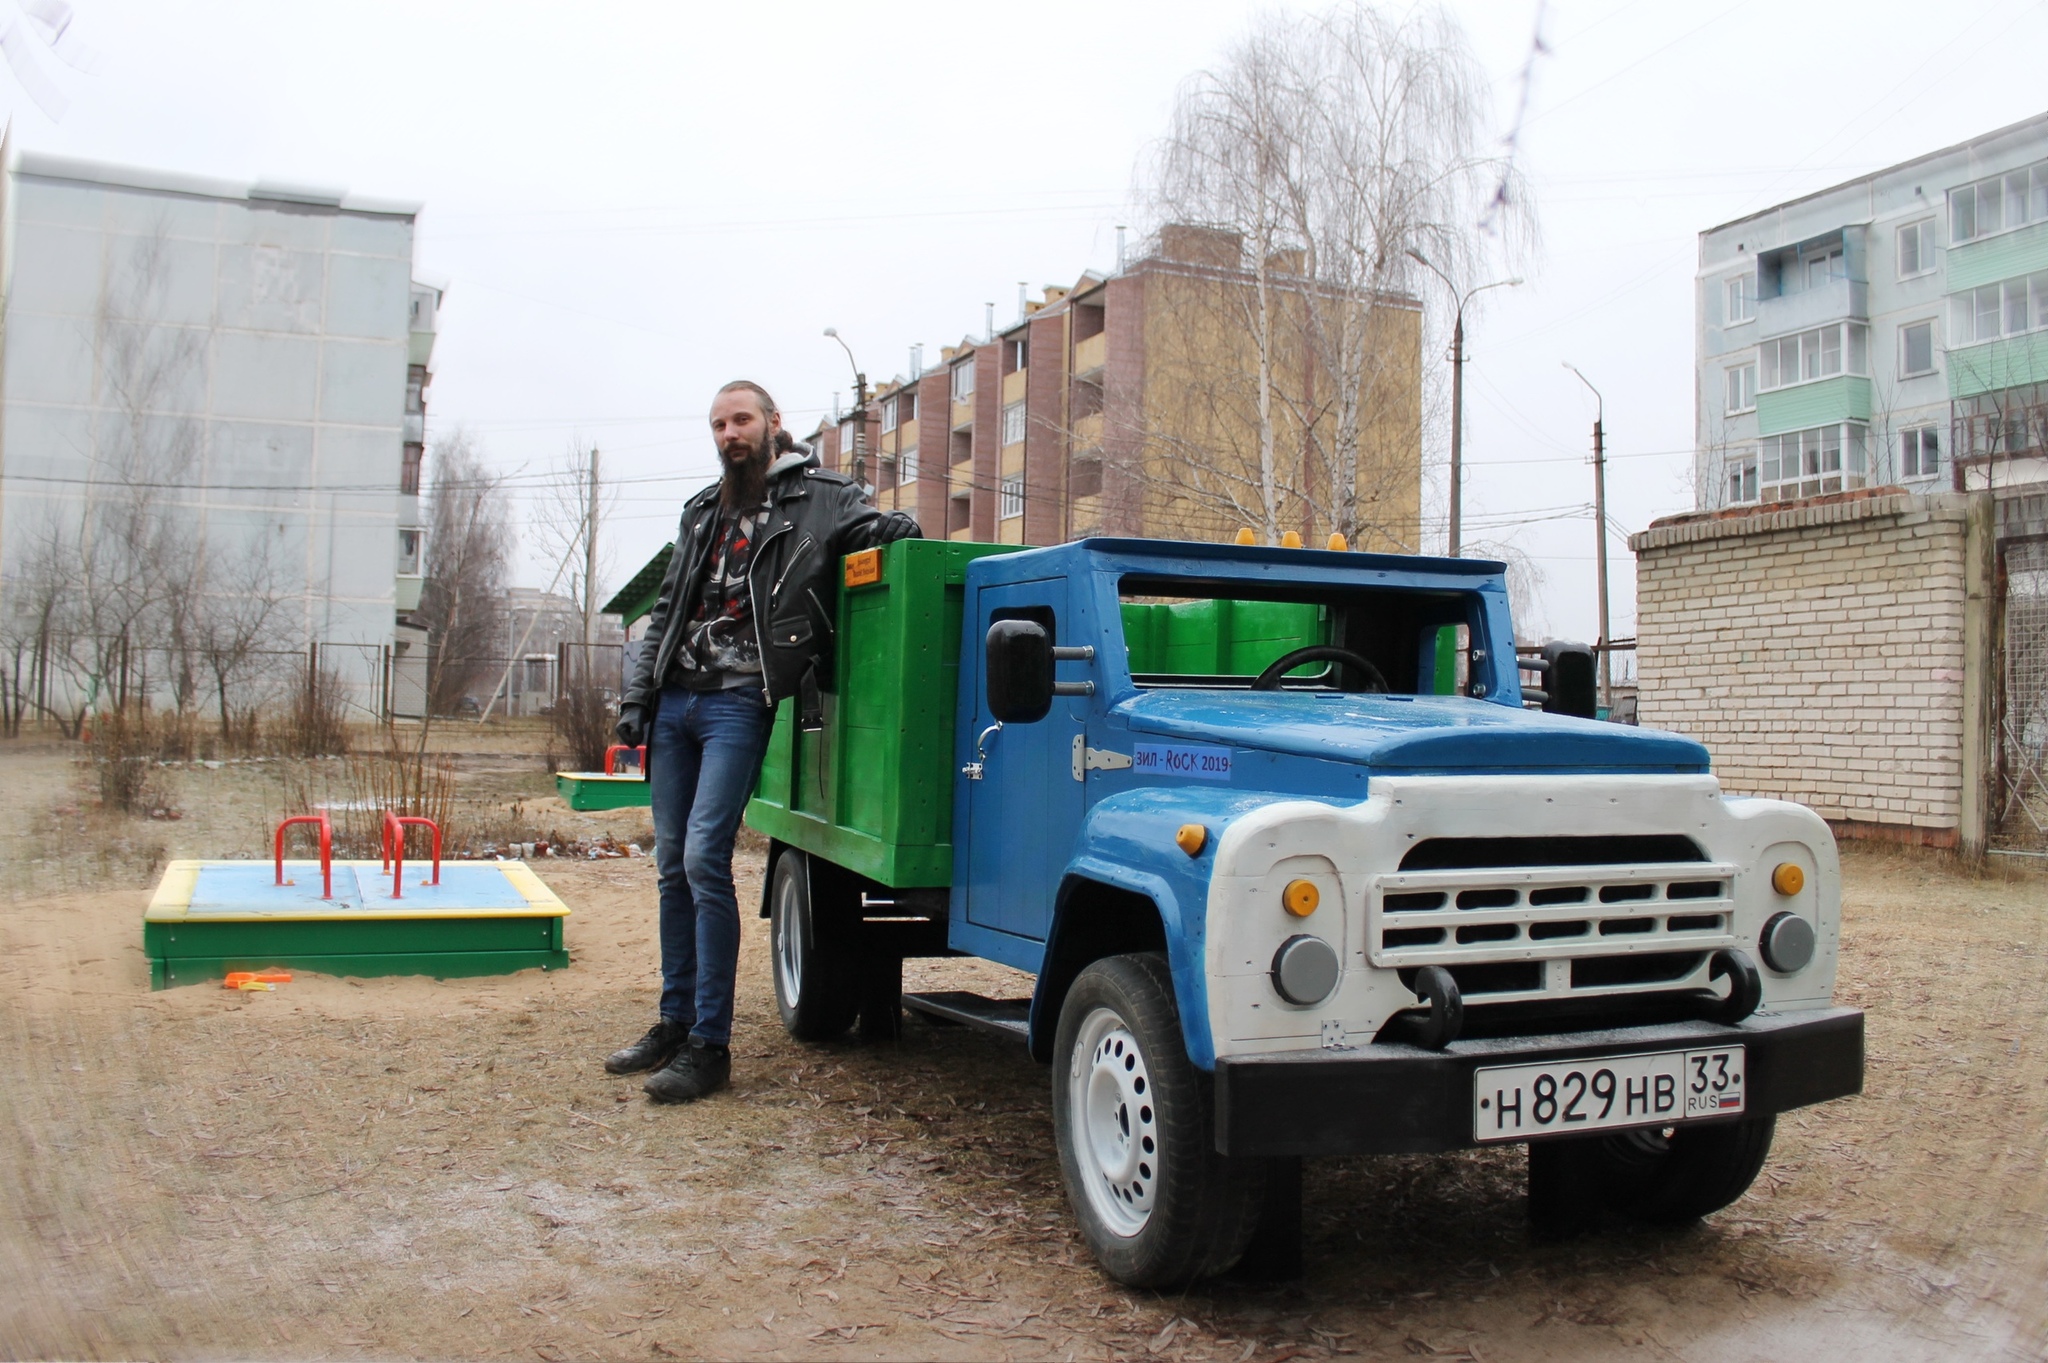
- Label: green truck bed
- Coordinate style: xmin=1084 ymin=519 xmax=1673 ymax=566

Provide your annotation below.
xmin=745 ymin=539 xmax=1019 ymax=888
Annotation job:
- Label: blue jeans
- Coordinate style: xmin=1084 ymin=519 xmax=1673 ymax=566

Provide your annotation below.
xmin=649 ymin=683 xmax=775 ymax=1045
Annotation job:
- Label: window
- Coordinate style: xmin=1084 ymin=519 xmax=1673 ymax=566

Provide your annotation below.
xmin=1724 ymin=363 xmax=1757 ymax=414
xmin=1897 ymin=219 xmax=1936 ymax=277
xmin=1758 ymin=322 xmax=1868 ymax=390
xmin=839 ymin=419 xmax=859 ymax=456
xmin=397 ymin=529 xmax=422 ymax=575
xmin=1000 ymin=473 xmax=1024 ymax=520
xmin=1900 ymin=426 xmax=1942 ymax=480
xmin=1725 ymin=274 xmax=1755 ymax=324
xmin=400 ymin=442 xmax=423 ymax=495
xmin=946 ymin=490 xmax=971 ymax=534
xmin=1725 ymin=451 xmax=1758 ymax=505
xmin=951 ymin=362 xmax=975 ymax=401
xmin=1948 ymin=271 xmax=2048 ymax=345
xmin=881 ymin=397 xmax=898 ymax=433
xmin=1804 ymin=246 xmax=1844 ymax=290
xmin=898 ymin=391 xmax=916 ymax=423
xmin=1758 ymin=423 xmax=1867 ymax=502
xmin=1899 ymin=320 xmax=1936 ymax=377
xmin=1004 ymin=337 xmax=1028 ymax=373
xmin=899 ymin=444 xmax=918 ymax=484
xmin=1955 ymin=380 xmax=2048 ymax=460
xmin=1949 ymin=160 xmax=2048 ymax=243
xmin=1001 ymin=400 xmax=1027 ymax=447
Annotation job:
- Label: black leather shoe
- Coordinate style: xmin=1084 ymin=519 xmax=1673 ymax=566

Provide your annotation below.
xmin=643 ymin=1038 xmax=731 ymax=1104
xmin=605 ymin=1019 xmax=687 ymax=1075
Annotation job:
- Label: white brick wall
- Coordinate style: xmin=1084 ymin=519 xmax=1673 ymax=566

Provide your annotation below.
xmin=1629 ymin=492 xmax=1970 ymax=840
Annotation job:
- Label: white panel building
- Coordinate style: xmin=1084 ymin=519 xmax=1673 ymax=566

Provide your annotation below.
xmin=0 ymin=150 xmax=438 ymax=716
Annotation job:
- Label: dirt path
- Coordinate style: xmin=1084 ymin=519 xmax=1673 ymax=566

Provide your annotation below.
xmin=2 ymin=753 xmax=2044 ymax=1360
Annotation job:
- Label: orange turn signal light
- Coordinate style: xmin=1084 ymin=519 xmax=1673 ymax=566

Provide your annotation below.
xmin=1771 ymin=862 xmax=1805 ymax=896
xmin=1175 ymin=824 xmax=1208 ymax=857
xmin=1282 ymin=879 xmax=1320 ymax=917
xmin=1234 ymin=527 xmax=1256 ymax=545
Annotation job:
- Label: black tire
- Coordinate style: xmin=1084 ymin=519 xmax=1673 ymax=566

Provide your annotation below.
xmin=1601 ymin=1115 xmax=1776 ymax=1225
xmin=769 ymin=849 xmax=859 ymax=1041
xmin=1531 ymin=1115 xmax=1775 ymax=1236
xmin=1052 ymin=953 xmax=1265 ymax=1287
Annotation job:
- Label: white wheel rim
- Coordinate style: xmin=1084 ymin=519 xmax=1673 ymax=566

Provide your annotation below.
xmin=774 ymin=870 xmax=803 ymax=1011
xmin=1068 ymin=1006 xmax=1158 ymax=1237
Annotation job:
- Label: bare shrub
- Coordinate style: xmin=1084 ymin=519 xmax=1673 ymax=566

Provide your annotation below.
xmin=550 ymin=684 xmax=615 ymax=773
xmin=85 ymin=707 xmax=170 ymax=814
xmin=275 ymin=665 xmax=352 ymax=759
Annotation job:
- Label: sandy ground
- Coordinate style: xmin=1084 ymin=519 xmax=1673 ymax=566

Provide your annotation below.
xmin=2 ymin=744 xmax=2045 ymax=1361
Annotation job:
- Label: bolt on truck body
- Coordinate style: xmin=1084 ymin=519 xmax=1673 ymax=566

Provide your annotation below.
xmin=747 ymin=536 xmax=1863 ymax=1287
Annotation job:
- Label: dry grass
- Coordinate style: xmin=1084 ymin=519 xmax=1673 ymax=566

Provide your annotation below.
xmin=0 ymin=746 xmax=2044 ymax=1360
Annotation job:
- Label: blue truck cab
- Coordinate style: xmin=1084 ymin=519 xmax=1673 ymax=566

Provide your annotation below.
xmin=757 ymin=537 xmax=1864 ymax=1287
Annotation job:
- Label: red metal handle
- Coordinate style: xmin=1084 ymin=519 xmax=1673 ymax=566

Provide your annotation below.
xmin=275 ymin=813 xmax=333 ymax=899
xmin=381 ymin=812 xmax=442 ymax=898
xmin=604 ymin=744 xmax=648 ymax=777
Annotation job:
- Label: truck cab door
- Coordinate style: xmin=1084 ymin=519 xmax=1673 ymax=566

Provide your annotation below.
xmin=963 ymin=579 xmax=1091 ymax=943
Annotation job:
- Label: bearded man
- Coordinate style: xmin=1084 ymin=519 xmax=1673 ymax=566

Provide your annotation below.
xmin=606 ymin=380 xmax=919 ymax=1102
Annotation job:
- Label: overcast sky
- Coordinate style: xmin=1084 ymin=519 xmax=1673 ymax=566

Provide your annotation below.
xmin=10 ymin=0 xmax=2048 ymax=644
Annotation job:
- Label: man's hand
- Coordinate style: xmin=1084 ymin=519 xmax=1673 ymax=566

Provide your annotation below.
xmin=615 ymin=703 xmax=648 ymax=750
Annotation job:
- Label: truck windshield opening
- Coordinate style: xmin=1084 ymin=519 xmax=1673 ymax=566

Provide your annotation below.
xmin=1117 ymin=576 xmax=1478 ymax=695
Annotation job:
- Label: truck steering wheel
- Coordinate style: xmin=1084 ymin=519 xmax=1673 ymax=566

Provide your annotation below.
xmin=1250 ymin=645 xmax=1389 ymax=693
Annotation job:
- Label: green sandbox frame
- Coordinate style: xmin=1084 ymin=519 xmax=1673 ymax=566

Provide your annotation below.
xmin=144 ymin=859 xmax=570 ymax=989
xmin=556 ymin=771 xmax=653 ymax=811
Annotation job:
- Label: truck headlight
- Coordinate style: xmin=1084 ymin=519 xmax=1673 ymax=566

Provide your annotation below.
xmin=1760 ymin=912 xmax=1816 ymax=973
xmin=1271 ymin=935 xmax=1339 ymax=1005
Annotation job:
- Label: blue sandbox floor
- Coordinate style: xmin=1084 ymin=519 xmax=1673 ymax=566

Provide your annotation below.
xmin=190 ymin=862 xmax=533 ymax=914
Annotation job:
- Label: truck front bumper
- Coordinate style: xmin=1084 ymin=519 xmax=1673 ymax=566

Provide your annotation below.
xmin=1212 ymin=1007 xmax=1863 ymax=1157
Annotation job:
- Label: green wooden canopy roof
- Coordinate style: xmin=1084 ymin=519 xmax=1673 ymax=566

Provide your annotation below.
xmin=603 ymin=543 xmax=673 ymax=627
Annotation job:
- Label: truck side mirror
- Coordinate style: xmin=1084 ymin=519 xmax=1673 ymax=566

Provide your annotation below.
xmin=1541 ymin=641 xmax=1598 ymax=720
xmin=986 ymin=619 xmax=1053 ymax=723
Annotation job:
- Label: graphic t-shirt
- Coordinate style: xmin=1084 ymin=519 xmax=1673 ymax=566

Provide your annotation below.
xmin=678 ymin=506 xmax=769 ymax=688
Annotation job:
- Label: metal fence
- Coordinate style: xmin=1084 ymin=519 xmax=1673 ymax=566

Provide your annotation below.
xmin=1994 ymin=536 xmax=2048 ymax=853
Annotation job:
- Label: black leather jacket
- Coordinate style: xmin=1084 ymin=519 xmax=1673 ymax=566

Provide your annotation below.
xmin=622 ymin=446 xmax=919 ymax=714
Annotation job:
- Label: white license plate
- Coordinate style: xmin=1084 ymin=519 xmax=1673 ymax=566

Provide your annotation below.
xmin=1473 ymin=1046 xmax=1745 ymax=1142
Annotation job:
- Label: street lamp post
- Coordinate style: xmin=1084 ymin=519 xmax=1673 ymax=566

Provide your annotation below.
xmin=823 ymin=327 xmax=870 ymax=498
xmin=1562 ymin=362 xmax=1612 ymax=714
xmin=1404 ymin=251 xmax=1521 ymax=557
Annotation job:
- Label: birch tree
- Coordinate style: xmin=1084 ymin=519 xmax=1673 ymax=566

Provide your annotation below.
xmin=1138 ymin=3 xmax=1531 ymax=547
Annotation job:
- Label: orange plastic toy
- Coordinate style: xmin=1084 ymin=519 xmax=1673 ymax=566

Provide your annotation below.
xmin=222 ymin=970 xmax=293 ymax=990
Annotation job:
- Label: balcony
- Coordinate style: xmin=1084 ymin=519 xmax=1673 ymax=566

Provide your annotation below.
xmin=1756 ymin=277 xmax=1866 ymax=340
xmin=1074 ymin=330 xmax=1107 ymax=376
xmin=395 ymin=574 xmax=424 ymax=613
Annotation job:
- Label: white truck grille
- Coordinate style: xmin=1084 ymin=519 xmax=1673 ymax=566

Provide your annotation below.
xmin=1367 ymin=861 xmax=1739 ymax=998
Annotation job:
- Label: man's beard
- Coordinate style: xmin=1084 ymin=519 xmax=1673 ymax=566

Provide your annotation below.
xmin=719 ymin=434 xmax=771 ymax=511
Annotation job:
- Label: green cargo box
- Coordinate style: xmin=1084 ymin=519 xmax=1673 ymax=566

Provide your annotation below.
xmin=745 ymin=538 xmax=1020 ymax=888
xmin=556 ymin=771 xmax=653 ymax=810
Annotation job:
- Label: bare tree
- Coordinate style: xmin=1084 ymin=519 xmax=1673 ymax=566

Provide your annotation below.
xmin=530 ymin=442 xmax=618 ymax=647
xmin=1136 ymin=3 xmax=1531 ymax=548
xmin=415 ymin=429 xmax=512 ymax=715
xmin=190 ymin=536 xmax=288 ymax=747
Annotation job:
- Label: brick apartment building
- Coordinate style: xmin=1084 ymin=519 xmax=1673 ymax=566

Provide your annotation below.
xmin=806 ymin=225 xmax=1423 ymax=552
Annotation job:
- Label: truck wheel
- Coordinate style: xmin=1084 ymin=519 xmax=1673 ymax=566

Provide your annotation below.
xmin=1052 ymin=953 xmax=1263 ymax=1287
xmin=769 ymin=849 xmax=859 ymax=1041
xmin=1530 ymin=1115 xmax=1775 ymax=1237
xmin=1600 ymin=1115 xmax=1776 ymax=1225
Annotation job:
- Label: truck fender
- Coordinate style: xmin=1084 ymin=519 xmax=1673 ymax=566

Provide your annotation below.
xmin=1028 ymin=859 xmax=1213 ymax=1069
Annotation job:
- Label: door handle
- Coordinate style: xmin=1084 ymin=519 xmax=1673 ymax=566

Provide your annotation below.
xmin=962 ymin=722 xmax=1004 ymax=781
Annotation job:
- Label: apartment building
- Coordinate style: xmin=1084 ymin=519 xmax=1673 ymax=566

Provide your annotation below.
xmin=0 ymin=151 xmax=439 ymax=716
xmin=1632 ymin=112 xmax=2048 ymax=853
xmin=806 ymin=226 xmax=1423 ymax=551
xmin=1695 ymin=110 xmax=2048 ymax=507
